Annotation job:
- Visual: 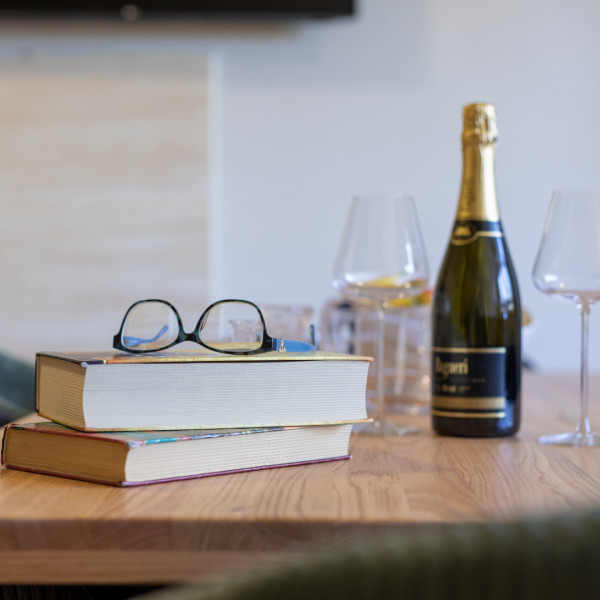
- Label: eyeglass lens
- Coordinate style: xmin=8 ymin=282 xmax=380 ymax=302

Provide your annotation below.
xmin=200 ymin=301 xmax=264 ymax=352
xmin=121 ymin=301 xmax=180 ymax=351
xmin=121 ymin=300 xmax=265 ymax=353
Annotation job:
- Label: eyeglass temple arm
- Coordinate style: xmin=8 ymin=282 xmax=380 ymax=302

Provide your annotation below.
xmin=273 ymin=339 xmax=316 ymax=354
xmin=272 ymin=339 xmax=313 ymax=352
xmin=121 ymin=325 xmax=169 ymax=349
xmin=272 ymin=325 xmax=316 ymax=352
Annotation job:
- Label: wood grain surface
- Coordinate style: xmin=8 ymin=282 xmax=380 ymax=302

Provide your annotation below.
xmin=1 ymin=372 xmax=599 ymax=584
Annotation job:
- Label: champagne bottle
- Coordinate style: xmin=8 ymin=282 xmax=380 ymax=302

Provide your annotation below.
xmin=431 ymin=103 xmax=521 ymax=437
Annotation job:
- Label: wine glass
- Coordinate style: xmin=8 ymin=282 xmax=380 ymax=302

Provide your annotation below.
xmin=333 ymin=193 xmax=429 ymax=435
xmin=532 ymin=190 xmax=600 ymax=446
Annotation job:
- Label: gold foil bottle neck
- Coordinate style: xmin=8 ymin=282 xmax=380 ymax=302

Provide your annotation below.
xmin=462 ymin=103 xmax=498 ymax=145
xmin=456 ymin=102 xmax=500 ymax=222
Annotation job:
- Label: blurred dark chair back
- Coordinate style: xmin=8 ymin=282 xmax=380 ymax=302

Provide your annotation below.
xmin=132 ymin=510 xmax=600 ymax=600
xmin=0 ymin=352 xmax=35 ymax=424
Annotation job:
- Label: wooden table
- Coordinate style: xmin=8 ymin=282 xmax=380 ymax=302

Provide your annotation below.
xmin=1 ymin=372 xmax=600 ymax=585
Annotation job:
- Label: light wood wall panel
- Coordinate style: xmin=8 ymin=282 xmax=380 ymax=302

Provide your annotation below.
xmin=0 ymin=51 xmax=211 ymax=361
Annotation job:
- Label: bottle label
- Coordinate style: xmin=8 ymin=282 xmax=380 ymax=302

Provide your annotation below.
xmin=431 ymin=347 xmax=507 ymax=418
xmin=450 ymin=220 xmax=503 ymax=246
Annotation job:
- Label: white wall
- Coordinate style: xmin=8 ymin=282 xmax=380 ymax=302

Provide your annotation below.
xmin=2 ymin=0 xmax=600 ymax=371
xmin=0 ymin=48 xmax=212 ymax=358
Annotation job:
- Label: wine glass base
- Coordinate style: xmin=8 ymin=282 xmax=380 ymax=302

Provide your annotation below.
xmin=538 ymin=431 xmax=600 ymax=447
xmin=353 ymin=419 xmax=419 ymax=436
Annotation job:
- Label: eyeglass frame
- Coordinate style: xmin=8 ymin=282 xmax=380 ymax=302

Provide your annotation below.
xmin=113 ymin=298 xmax=316 ymax=355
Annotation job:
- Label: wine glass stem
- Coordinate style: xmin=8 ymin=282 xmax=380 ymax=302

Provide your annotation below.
xmin=577 ymin=301 xmax=593 ymax=436
xmin=374 ymin=301 xmax=387 ymax=426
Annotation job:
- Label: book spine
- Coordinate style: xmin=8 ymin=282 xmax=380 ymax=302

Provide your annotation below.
xmin=0 ymin=424 xmax=10 ymax=465
xmin=34 ymin=356 xmax=40 ymax=413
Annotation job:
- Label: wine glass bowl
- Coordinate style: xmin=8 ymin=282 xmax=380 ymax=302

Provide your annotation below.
xmin=532 ymin=190 xmax=600 ymax=446
xmin=333 ymin=193 xmax=429 ymax=436
xmin=336 ymin=273 xmax=429 ymax=301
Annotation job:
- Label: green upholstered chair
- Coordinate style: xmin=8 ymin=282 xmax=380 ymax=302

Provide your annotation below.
xmin=132 ymin=510 xmax=600 ymax=600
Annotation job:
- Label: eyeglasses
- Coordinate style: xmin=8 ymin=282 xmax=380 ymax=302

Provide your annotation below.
xmin=113 ymin=298 xmax=316 ymax=355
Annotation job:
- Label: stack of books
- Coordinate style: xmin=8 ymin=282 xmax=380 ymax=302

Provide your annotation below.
xmin=1 ymin=350 xmax=371 ymax=486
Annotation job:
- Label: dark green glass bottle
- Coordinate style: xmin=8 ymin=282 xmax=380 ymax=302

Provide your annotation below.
xmin=431 ymin=103 xmax=521 ymax=437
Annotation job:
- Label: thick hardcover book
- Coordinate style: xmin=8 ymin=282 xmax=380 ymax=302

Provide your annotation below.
xmin=35 ymin=350 xmax=371 ymax=431
xmin=1 ymin=421 xmax=356 ymax=487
